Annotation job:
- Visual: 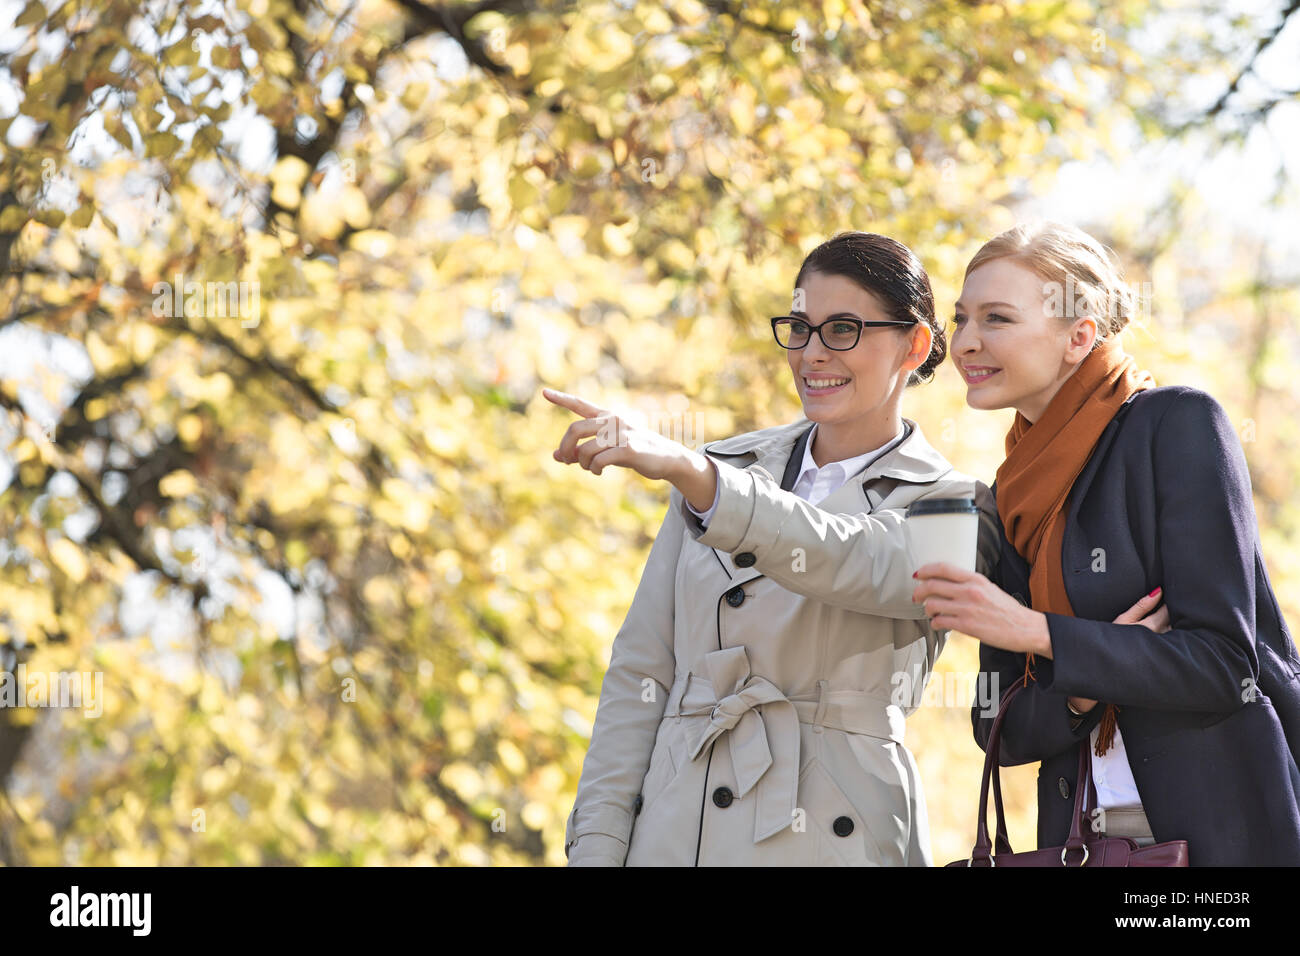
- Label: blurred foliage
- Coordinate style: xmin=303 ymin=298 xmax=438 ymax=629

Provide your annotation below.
xmin=0 ymin=0 xmax=1295 ymax=865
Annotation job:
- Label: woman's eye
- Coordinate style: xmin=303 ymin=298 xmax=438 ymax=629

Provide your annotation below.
xmin=830 ymin=321 xmax=857 ymax=334
xmin=951 ymin=315 xmax=966 ymax=326
xmin=986 ymin=314 xmax=1007 ymax=323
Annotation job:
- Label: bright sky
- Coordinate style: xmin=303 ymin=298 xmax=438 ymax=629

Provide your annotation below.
xmin=1027 ymin=0 xmax=1300 ymax=273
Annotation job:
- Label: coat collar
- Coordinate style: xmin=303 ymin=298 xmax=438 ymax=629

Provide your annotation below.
xmin=701 ymin=416 xmax=953 ymax=486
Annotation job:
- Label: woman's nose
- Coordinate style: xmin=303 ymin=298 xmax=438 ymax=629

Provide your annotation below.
xmin=802 ymin=332 xmax=832 ymax=360
xmin=953 ymin=323 xmax=976 ymax=353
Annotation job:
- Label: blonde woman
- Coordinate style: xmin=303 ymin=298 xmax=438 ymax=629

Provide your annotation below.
xmin=913 ymin=222 xmax=1300 ymax=864
xmin=549 ymin=232 xmax=1000 ymax=865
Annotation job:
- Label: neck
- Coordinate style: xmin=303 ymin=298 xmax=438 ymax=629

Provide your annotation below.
xmin=809 ymin=412 xmax=903 ymax=467
xmin=1017 ymin=359 xmax=1085 ymax=425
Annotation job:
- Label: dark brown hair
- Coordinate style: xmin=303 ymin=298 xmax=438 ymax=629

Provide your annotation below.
xmin=794 ymin=232 xmax=945 ymax=386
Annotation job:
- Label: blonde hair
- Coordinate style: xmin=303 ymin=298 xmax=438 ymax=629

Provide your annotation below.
xmin=963 ymin=221 xmax=1134 ymax=339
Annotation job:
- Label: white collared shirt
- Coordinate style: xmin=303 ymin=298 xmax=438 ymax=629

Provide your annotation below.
xmin=1090 ymin=722 xmax=1143 ymax=810
xmin=687 ymin=421 xmax=906 ymax=527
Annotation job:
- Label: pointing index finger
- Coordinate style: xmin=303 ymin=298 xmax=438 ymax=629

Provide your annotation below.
xmin=542 ymin=387 xmax=606 ymax=419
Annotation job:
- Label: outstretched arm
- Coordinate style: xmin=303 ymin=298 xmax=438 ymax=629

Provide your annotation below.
xmin=681 ymin=455 xmax=999 ymax=619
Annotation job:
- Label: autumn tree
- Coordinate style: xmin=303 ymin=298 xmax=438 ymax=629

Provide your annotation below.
xmin=0 ymin=0 xmax=1292 ymax=864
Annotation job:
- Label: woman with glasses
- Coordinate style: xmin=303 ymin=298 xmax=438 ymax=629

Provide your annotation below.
xmin=547 ymin=232 xmax=1003 ymax=865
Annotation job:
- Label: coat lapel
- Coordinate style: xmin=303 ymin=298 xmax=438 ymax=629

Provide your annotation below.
xmin=695 ymin=421 xmax=814 ymax=591
xmin=1063 ymin=392 xmax=1142 ymax=530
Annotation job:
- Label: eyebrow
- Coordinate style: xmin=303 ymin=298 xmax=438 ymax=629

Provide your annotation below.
xmin=952 ymin=301 xmax=1021 ymax=313
xmin=790 ymin=311 xmax=864 ymax=320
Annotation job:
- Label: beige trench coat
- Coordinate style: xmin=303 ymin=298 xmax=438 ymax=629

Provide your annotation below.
xmin=564 ymin=417 xmax=999 ymax=865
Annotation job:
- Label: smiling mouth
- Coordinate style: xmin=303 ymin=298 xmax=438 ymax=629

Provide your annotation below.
xmin=963 ymin=367 xmax=1001 ymax=383
xmin=803 ymin=375 xmax=851 ymax=394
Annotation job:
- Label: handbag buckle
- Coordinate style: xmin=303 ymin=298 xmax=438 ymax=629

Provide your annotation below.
xmin=1061 ymin=844 xmax=1090 ymax=867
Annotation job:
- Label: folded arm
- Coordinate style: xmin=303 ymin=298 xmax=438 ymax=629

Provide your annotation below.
xmin=1036 ymin=392 xmax=1258 ymax=714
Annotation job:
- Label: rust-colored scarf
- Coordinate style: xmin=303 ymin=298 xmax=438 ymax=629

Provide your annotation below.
xmin=995 ymin=333 xmax=1156 ymax=756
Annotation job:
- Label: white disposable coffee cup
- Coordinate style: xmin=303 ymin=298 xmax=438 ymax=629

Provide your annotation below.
xmin=905 ymin=497 xmax=979 ymax=574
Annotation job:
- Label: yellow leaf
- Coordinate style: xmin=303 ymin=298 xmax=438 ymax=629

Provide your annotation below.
xmin=50 ymin=539 xmax=88 ymax=583
xmin=144 ymin=132 xmax=180 ymax=158
xmin=69 ymin=202 xmax=94 ymax=228
xmin=340 ymin=185 xmax=370 ymax=228
xmin=33 ymin=207 xmax=64 ymax=228
xmin=271 ymin=155 xmax=310 ymax=188
xmin=0 ymin=206 xmax=29 ymax=231
xmin=271 ymin=179 xmax=301 ymax=210
xmin=15 ymin=1 xmax=44 ymax=27
xmin=178 ymin=414 xmax=203 ymax=445
xmin=507 ymin=175 xmax=538 ymax=209
xmin=401 ymin=82 xmax=429 ymax=110
xmin=602 ymin=222 xmax=632 ymax=256
xmin=159 ymin=470 xmax=198 ymax=498
xmin=546 ymin=182 xmax=573 ymax=215
xmin=11 ymin=438 xmax=36 ymax=462
xmin=497 ymin=739 xmax=527 ymax=774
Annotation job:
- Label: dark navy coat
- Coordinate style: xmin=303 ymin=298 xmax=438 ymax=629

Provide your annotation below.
xmin=972 ymin=385 xmax=1300 ymax=865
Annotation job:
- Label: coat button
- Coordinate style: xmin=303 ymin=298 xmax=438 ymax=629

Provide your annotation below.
xmin=832 ymin=816 xmax=854 ymax=837
xmin=1058 ymin=777 xmax=1070 ymax=799
xmin=712 ymin=786 xmax=734 ymax=808
xmin=734 ymin=552 xmax=756 ymax=568
xmin=725 ymin=586 xmax=745 ymax=608
xmin=633 ymin=793 xmax=643 ymax=816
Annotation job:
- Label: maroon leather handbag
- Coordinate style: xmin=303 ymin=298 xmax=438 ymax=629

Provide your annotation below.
xmin=947 ymin=678 xmax=1189 ymax=866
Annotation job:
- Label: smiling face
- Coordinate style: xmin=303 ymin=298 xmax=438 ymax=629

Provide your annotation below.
xmin=951 ymin=258 xmax=1097 ymax=423
xmin=787 ymin=270 xmax=929 ymax=430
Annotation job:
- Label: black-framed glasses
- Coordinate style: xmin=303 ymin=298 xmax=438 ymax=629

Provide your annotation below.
xmin=770 ymin=315 xmax=916 ymax=350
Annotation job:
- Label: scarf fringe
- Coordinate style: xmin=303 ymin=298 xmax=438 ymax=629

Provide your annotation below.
xmin=1095 ymin=702 xmax=1120 ymax=756
xmin=1021 ymin=652 xmax=1036 ymax=687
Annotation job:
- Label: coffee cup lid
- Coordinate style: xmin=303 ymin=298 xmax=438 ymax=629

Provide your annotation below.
xmin=906 ymin=497 xmax=977 ymax=517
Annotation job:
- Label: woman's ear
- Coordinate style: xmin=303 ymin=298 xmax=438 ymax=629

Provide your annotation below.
xmin=1064 ymin=316 xmax=1098 ymax=363
xmin=905 ymin=323 xmax=933 ymax=369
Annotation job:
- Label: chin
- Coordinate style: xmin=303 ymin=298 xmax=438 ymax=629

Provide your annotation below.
xmin=964 ymin=391 xmax=1005 ymax=410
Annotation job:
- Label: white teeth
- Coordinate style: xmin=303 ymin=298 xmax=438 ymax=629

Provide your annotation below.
xmin=806 ymin=377 xmax=849 ymax=388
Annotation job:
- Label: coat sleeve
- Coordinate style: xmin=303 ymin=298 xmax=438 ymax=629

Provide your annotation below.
xmin=1034 ymin=390 xmax=1259 ymax=714
xmin=971 ymin=644 xmax=1106 ymax=765
xmin=970 ymin=479 xmax=1106 ymax=765
xmin=677 ymin=457 xmax=1000 ymax=619
xmin=564 ymin=490 xmax=682 ymax=866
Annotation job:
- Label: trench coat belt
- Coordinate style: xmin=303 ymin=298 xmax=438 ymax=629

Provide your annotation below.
xmin=660 ymin=646 xmax=907 ymax=844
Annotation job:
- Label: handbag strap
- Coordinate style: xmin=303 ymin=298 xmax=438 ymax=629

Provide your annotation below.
xmin=1062 ymin=738 xmax=1092 ymax=860
xmin=969 ymin=676 xmax=1024 ymax=863
xmin=971 ymin=680 xmax=1148 ymax=866
xmin=973 ymin=677 xmax=1107 ymax=864
xmin=987 ymin=686 xmax=1015 ymax=854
